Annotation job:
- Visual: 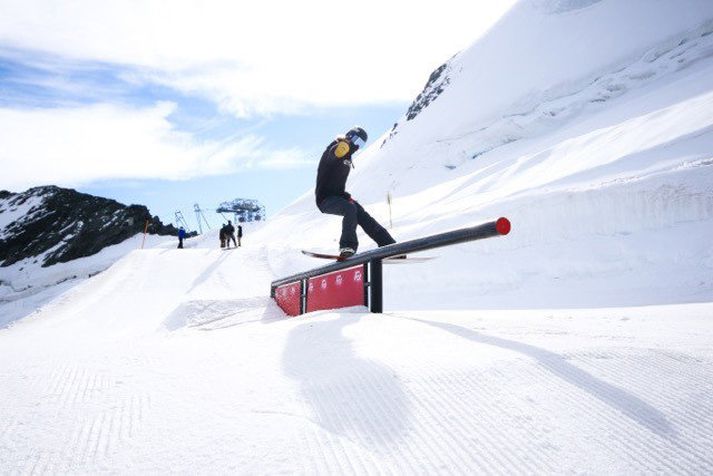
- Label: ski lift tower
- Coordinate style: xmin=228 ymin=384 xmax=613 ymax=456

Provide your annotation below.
xmin=193 ymin=203 xmax=212 ymax=234
xmin=216 ymin=198 xmax=266 ymax=223
xmin=174 ymin=210 xmax=191 ymax=231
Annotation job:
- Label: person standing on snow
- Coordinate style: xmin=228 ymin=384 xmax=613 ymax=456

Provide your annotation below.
xmin=225 ymin=220 xmax=237 ymax=248
xmin=177 ymin=226 xmax=186 ymax=249
xmin=315 ymin=126 xmax=396 ymax=258
xmin=237 ymin=224 xmax=243 ymax=247
xmin=219 ymin=224 xmax=227 ymax=248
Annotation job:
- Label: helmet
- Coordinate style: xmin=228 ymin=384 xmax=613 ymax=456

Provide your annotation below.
xmin=345 ymin=126 xmax=367 ymax=150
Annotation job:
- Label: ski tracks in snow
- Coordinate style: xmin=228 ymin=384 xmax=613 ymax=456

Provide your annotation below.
xmin=0 ymin=353 xmax=156 ymax=474
xmin=2 ymin=241 xmax=713 ymax=473
xmin=279 ymin=310 xmax=713 ymax=474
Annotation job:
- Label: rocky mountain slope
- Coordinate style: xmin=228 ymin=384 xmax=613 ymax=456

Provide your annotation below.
xmin=0 ymin=186 xmax=184 ymax=327
xmin=0 ymin=185 xmax=180 ymax=268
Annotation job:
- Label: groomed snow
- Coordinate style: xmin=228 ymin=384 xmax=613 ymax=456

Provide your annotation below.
xmin=1 ymin=242 xmax=711 ymax=473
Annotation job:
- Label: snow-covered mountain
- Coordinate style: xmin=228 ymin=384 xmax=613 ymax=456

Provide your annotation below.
xmin=0 ymin=186 xmax=181 ymax=327
xmin=0 ymin=186 xmax=181 ymax=267
xmin=2 ymin=1 xmax=713 ymax=473
xmin=262 ymin=0 xmax=713 ymax=309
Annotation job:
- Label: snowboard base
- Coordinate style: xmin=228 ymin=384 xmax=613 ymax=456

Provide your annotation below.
xmin=301 ymin=250 xmax=433 ymax=263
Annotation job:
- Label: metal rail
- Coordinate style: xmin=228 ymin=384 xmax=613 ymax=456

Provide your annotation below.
xmin=271 ymin=217 xmax=510 ymax=289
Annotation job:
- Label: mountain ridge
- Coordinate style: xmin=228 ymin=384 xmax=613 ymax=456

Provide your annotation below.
xmin=0 ymin=185 xmax=181 ymax=268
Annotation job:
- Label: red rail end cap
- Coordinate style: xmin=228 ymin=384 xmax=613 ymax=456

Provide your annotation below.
xmin=496 ymin=217 xmax=511 ymax=235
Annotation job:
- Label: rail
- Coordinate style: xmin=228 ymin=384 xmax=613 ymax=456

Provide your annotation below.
xmin=271 ymin=217 xmax=511 ymax=314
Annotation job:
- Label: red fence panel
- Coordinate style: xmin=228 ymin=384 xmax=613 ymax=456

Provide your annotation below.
xmin=274 ymin=282 xmax=302 ymax=316
xmin=306 ymin=265 xmax=365 ymax=313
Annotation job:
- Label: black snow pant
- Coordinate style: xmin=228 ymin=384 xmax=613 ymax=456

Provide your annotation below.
xmin=318 ymin=196 xmax=395 ymax=252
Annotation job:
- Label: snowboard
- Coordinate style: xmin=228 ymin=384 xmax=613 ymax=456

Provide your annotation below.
xmin=301 ymin=250 xmax=434 ymax=263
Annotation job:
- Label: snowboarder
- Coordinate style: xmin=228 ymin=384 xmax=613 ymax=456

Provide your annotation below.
xmin=315 ymin=126 xmax=396 ymax=258
xmin=225 ymin=220 xmax=237 ymax=248
xmin=237 ymin=225 xmax=243 ymax=247
xmin=177 ymin=226 xmax=186 ymax=249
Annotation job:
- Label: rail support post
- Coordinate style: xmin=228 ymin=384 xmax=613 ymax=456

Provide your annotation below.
xmin=369 ymin=259 xmax=383 ymax=313
xmin=300 ymin=279 xmax=306 ymax=315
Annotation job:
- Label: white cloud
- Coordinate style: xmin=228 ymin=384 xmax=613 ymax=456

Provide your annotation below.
xmin=0 ymin=0 xmax=516 ymax=116
xmin=0 ymin=103 xmax=310 ymax=191
xmin=0 ymin=1 xmax=515 ymax=189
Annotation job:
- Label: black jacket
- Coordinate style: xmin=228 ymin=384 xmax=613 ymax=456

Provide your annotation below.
xmin=315 ymin=139 xmax=355 ymax=205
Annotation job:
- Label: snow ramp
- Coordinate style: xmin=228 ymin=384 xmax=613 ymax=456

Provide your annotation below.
xmin=1 ymin=242 xmax=713 ymax=473
xmin=72 ymin=246 xmax=275 ymax=333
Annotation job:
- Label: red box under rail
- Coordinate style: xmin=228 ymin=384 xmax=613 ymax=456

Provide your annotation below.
xmin=274 ymin=281 xmax=302 ymax=317
xmin=306 ymin=265 xmax=365 ymax=313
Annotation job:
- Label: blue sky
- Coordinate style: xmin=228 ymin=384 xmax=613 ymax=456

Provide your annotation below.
xmin=1 ymin=46 xmax=406 ymax=226
xmin=77 ymin=104 xmax=408 ymax=229
xmin=0 ymin=0 xmax=514 ymax=230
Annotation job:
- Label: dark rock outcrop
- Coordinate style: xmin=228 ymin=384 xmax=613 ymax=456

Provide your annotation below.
xmin=0 ymin=186 xmax=179 ymax=267
xmin=405 ymin=63 xmax=450 ymax=121
xmin=381 ymin=61 xmax=453 ymax=147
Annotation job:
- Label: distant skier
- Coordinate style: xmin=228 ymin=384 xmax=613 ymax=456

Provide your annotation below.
xmin=225 ymin=220 xmax=237 ymax=248
xmin=177 ymin=226 xmax=186 ymax=249
xmin=237 ymin=225 xmax=243 ymax=247
xmin=315 ymin=126 xmax=395 ymax=258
